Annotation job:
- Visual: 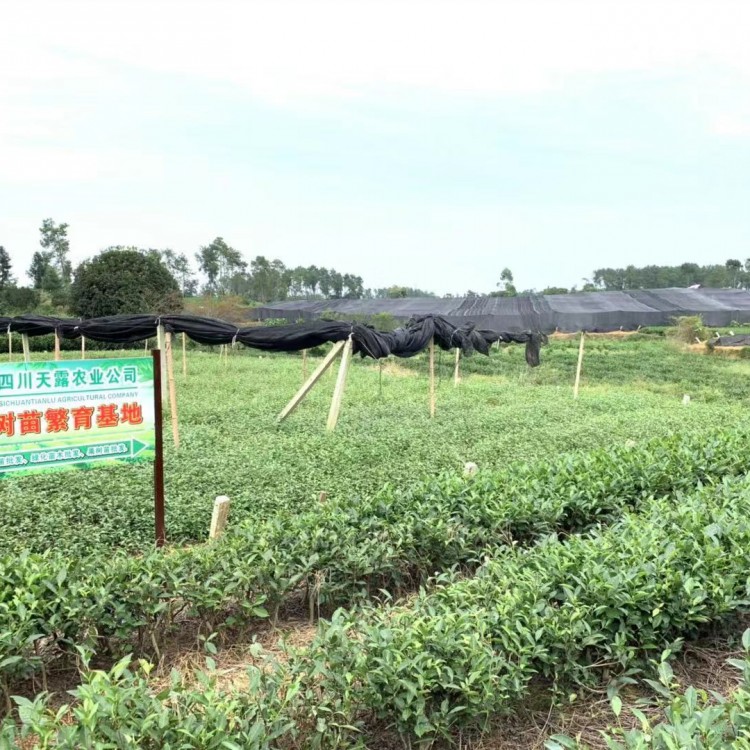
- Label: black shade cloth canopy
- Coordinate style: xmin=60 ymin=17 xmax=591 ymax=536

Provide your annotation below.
xmin=1 ymin=313 xmax=545 ymax=366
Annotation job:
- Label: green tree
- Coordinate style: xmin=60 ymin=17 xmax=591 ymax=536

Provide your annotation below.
xmin=0 ymin=286 xmax=39 ymax=314
xmin=151 ymin=249 xmax=197 ymax=296
xmin=493 ymin=267 xmax=517 ymax=297
xmin=71 ymin=247 xmax=182 ymax=318
xmin=0 ymin=247 xmax=12 ymax=290
xmin=39 ymin=218 xmax=72 ymax=284
xmin=195 ymin=238 xmax=245 ymax=294
xmin=248 ymin=256 xmax=288 ymax=302
xmin=28 ymin=251 xmax=52 ymax=289
xmin=726 ymin=258 xmax=743 ymax=288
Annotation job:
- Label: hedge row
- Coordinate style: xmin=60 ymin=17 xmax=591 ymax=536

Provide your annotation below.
xmin=6 ymin=476 xmax=750 ymax=748
xmin=3 ymin=427 xmax=749 ymax=696
xmin=315 ymin=476 xmax=750 ymax=742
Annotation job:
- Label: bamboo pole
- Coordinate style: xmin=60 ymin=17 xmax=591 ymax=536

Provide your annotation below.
xmin=81 ymin=336 xmax=86 ymax=360
xmin=326 ymin=336 xmax=353 ymax=431
xmin=573 ymin=330 xmax=585 ymax=400
xmin=429 ymin=337 xmax=436 ymax=418
xmin=453 ymin=347 xmax=460 ymax=387
xmin=7 ymin=328 xmax=11 ymax=362
xmin=145 ymin=338 xmax=149 ymax=352
xmin=165 ymin=331 xmax=180 ymax=449
xmin=302 ymin=349 xmax=308 ymax=381
xmin=156 ymin=325 xmax=168 ymax=400
xmin=277 ymin=341 xmax=346 ymax=423
xmin=182 ymin=332 xmax=187 ymax=379
xmin=22 ymin=333 xmax=30 ymax=363
xmin=53 ymin=329 xmax=61 ymax=361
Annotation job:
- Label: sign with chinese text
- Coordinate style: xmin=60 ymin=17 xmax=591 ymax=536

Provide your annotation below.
xmin=0 ymin=357 xmax=155 ymax=476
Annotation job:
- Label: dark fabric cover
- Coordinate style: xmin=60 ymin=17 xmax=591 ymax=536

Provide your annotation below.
xmin=2 ymin=313 xmax=544 ymax=365
xmin=713 ymin=335 xmax=750 ymax=347
xmin=253 ymin=288 xmax=750 ymax=333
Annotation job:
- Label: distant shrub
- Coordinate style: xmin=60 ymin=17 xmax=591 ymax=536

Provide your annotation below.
xmin=668 ymin=315 xmax=707 ymax=343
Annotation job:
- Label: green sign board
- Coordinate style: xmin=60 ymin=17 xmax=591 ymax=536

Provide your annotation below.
xmin=0 ymin=357 xmax=155 ymax=476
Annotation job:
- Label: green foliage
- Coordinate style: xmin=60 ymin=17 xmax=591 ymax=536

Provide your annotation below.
xmin=592 ymin=260 xmax=750 ymax=291
xmin=5 ymin=341 xmax=750 ymax=557
xmin=0 ymin=287 xmax=39 ymax=315
xmin=668 ymin=316 xmax=708 ymax=344
xmin=38 ymin=218 xmax=72 ymax=285
xmin=70 ymin=248 xmax=182 ymax=318
xmin=553 ymin=634 xmax=750 ymax=748
xmin=0 ymin=248 xmax=12 ymax=290
xmin=2 ymin=423 xmax=750 ymax=699
xmin=310 ymin=476 xmax=750 ymax=743
xmin=8 ymin=477 xmax=750 ymax=747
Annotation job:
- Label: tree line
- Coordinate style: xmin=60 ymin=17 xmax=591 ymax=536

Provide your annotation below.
xmin=2 ymin=219 xmax=750 ymax=318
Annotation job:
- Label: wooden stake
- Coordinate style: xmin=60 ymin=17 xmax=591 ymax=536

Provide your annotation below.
xmin=81 ymin=336 xmax=86 ymax=360
xmin=22 ymin=333 xmax=30 ymax=363
xmin=209 ymin=496 xmax=231 ymax=540
xmin=145 ymin=338 xmax=149 ymax=352
xmin=573 ymin=330 xmax=585 ymax=400
xmin=54 ymin=329 xmax=61 ymax=361
xmin=302 ymin=349 xmax=308 ymax=381
xmin=277 ymin=341 xmax=346 ymax=423
xmin=327 ymin=336 xmax=353 ymax=431
xmin=165 ymin=332 xmax=180 ymax=449
xmin=182 ymin=332 xmax=187 ymax=379
xmin=7 ymin=328 xmax=11 ymax=362
xmin=453 ymin=347 xmax=460 ymax=387
xmin=429 ymin=337 xmax=436 ymax=418
xmin=156 ymin=324 xmax=168 ymax=400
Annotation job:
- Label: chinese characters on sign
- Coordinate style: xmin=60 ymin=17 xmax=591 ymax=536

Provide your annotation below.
xmin=0 ymin=358 xmax=155 ymax=475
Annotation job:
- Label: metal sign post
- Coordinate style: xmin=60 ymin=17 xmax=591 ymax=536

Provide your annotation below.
xmin=152 ymin=350 xmax=166 ymax=547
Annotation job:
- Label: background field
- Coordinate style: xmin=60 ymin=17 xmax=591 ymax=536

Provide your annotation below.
xmin=3 ymin=335 xmax=750 ymax=556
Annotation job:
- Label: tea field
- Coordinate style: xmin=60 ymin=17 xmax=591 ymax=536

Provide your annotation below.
xmin=2 ymin=336 xmax=750 ymax=556
xmin=3 ymin=336 xmax=750 ymax=748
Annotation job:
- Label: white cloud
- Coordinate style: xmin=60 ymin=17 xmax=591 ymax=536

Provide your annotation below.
xmin=2 ymin=0 xmax=750 ymax=104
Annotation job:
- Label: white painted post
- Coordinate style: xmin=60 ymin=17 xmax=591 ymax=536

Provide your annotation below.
xmin=209 ymin=496 xmax=231 ymax=540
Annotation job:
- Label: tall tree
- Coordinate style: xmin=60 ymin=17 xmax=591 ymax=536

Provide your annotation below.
xmin=195 ymin=237 xmax=245 ymax=294
xmin=28 ymin=251 xmax=52 ymax=289
xmin=39 ymin=218 xmax=72 ymax=284
xmin=152 ymin=249 xmax=198 ymax=296
xmin=495 ymin=267 xmax=517 ymax=297
xmin=0 ymin=247 xmax=12 ymax=289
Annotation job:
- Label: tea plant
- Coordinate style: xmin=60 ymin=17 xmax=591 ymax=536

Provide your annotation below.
xmin=3 ymin=426 xmax=749 ymax=697
xmin=549 ymin=632 xmax=750 ymax=749
xmin=3 ymin=340 xmax=750 ymax=556
xmin=8 ymin=477 xmax=750 ymax=748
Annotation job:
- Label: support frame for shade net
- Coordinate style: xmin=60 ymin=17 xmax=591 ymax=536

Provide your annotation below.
xmin=2 ymin=312 xmax=545 ymax=430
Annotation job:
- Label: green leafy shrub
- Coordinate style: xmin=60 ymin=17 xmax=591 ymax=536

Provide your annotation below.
xmin=3 ymin=426 xmax=750 ymax=709
xmin=8 ymin=477 xmax=750 ymax=748
xmin=668 ymin=316 xmax=707 ymax=344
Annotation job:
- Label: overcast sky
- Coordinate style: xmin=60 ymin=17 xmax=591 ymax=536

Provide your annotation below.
xmin=2 ymin=0 xmax=750 ymax=295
